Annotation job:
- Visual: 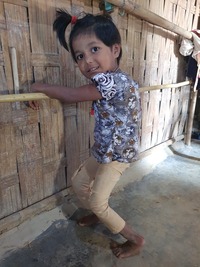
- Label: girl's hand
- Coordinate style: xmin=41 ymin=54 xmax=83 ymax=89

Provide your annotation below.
xmin=28 ymin=82 xmax=44 ymax=110
xmin=28 ymin=100 xmax=39 ymax=110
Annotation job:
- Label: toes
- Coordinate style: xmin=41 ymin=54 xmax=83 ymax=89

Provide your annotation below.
xmin=110 ymin=243 xmax=124 ymax=258
xmin=111 ymin=241 xmax=143 ymax=259
xmin=112 ymin=247 xmax=122 ymax=258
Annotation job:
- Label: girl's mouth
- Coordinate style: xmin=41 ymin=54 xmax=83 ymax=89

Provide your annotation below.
xmin=88 ymin=66 xmax=99 ymax=73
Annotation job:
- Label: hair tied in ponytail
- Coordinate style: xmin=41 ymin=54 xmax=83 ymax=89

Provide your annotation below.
xmin=71 ymin=16 xmax=77 ymax=25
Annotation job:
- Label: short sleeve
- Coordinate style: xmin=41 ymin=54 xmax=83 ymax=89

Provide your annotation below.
xmin=91 ymin=73 xmax=117 ymax=100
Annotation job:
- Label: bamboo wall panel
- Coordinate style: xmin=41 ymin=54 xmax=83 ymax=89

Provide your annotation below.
xmin=0 ymin=0 xmax=199 ymax=229
xmin=5 ymin=3 xmax=32 ymax=91
xmin=29 ymin=0 xmax=66 ymax=198
xmin=140 ymin=84 xmax=190 ymax=152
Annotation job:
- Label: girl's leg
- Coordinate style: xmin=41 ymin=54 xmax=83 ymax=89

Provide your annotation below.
xmin=71 ymin=156 xmax=100 ymax=225
xmin=71 ymin=156 xmax=99 ymax=207
xmin=89 ymin=161 xmax=128 ymax=233
xmin=88 ymin=161 xmax=145 ymax=258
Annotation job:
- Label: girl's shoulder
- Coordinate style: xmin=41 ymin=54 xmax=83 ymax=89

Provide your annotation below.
xmin=91 ymin=70 xmax=139 ymax=101
xmin=92 ymin=69 xmax=138 ymax=87
xmin=113 ymin=69 xmax=138 ymax=85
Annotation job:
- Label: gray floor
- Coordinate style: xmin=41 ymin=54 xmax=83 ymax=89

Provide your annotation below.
xmin=0 ymin=140 xmax=200 ymax=267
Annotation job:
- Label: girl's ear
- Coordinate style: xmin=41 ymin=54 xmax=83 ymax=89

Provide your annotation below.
xmin=112 ymin=44 xmax=121 ymax=58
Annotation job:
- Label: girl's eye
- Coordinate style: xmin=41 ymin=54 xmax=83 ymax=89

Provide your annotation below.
xmin=91 ymin=47 xmax=99 ymax=53
xmin=76 ymin=54 xmax=83 ymax=61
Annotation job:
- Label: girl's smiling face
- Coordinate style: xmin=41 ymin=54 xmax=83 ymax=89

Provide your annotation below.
xmin=72 ymin=33 xmax=121 ymax=79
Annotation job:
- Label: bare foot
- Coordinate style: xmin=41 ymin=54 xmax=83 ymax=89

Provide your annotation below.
xmin=110 ymin=240 xmax=144 ymax=259
xmin=77 ymin=214 xmax=100 ymax=227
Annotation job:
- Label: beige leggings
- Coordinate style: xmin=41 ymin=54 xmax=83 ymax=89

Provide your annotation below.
xmin=71 ymin=156 xmax=130 ymax=234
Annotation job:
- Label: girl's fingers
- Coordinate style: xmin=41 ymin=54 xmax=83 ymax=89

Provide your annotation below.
xmin=28 ymin=100 xmax=39 ymax=110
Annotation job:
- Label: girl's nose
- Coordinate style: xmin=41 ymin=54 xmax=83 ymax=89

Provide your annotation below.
xmin=85 ymin=53 xmax=93 ymax=64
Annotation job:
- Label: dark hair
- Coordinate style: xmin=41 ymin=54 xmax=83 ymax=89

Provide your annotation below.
xmin=53 ymin=9 xmax=122 ymax=63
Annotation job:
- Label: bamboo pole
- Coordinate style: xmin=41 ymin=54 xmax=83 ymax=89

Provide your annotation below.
xmin=185 ymin=55 xmax=200 ymax=145
xmin=108 ymin=0 xmax=193 ymax=39
xmin=185 ymin=90 xmax=198 ymax=146
xmin=0 ymin=81 xmax=191 ymax=103
xmin=0 ymin=92 xmax=49 ymax=103
xmin=139 ymin=81 xmax=191 ymax=93
xmin=10 ymin=47 xmax=20 ymax=109
xmin=185 ymin=53 xmax=200 ymax=146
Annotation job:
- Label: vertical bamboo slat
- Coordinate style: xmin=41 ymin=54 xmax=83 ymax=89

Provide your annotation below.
xmin=0 ymin=30 xmax=13 ymax=93
xmin=0 ymin=125 xmax=22 ymax=218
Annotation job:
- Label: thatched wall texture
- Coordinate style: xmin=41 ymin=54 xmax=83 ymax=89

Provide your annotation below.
xmin=0 ymin=0 xmax=199 ymax=232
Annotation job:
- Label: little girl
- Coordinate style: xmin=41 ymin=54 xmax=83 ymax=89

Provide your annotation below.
xmin=31 ymin=10 xmax=145 ymax=259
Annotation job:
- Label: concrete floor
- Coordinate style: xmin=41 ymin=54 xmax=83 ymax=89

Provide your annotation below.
xmin=0 ymin=140 xmax=200 ymax=267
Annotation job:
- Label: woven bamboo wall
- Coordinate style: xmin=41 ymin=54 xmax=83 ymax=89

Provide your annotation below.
xmin=0 ymin=0 xmax=199 ymax=229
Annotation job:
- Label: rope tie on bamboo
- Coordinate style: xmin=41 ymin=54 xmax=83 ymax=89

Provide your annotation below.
xmin=71 ymin=16 xmax=77 ymax=25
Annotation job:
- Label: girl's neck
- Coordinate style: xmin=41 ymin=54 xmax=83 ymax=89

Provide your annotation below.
xmin=112 ymin=66 xmax=119 ymax=72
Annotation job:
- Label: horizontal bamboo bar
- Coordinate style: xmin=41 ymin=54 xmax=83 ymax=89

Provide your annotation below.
xmin=108 ymin=0 xmax=193 ymax=39
xmin=0 ymin=81 xmax=191 ymax=103
xmin=139 ymin=80 xmax=191 ymax=93
xmin=0 ymin=92 xmax=49 ymax=103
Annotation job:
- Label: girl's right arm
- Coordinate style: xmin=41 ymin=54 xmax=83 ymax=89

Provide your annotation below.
xmin=31 ymin=82 xmax=102 ymax=103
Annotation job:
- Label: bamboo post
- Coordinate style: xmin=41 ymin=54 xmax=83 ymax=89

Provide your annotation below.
xmin=108 ymin=0 xmax=193 ymax=39
xmin=185 ymin=90 xmax=198 ymax=145
xmin=185 ymin=54 xmax=200 ymax=145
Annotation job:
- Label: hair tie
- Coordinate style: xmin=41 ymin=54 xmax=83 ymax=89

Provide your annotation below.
xmin=71 ymin=16 xmax=77 ymax=25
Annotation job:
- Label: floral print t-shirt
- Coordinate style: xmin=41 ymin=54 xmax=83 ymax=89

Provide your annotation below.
xmin=91 ymin=69 xmax=141 ymax=164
